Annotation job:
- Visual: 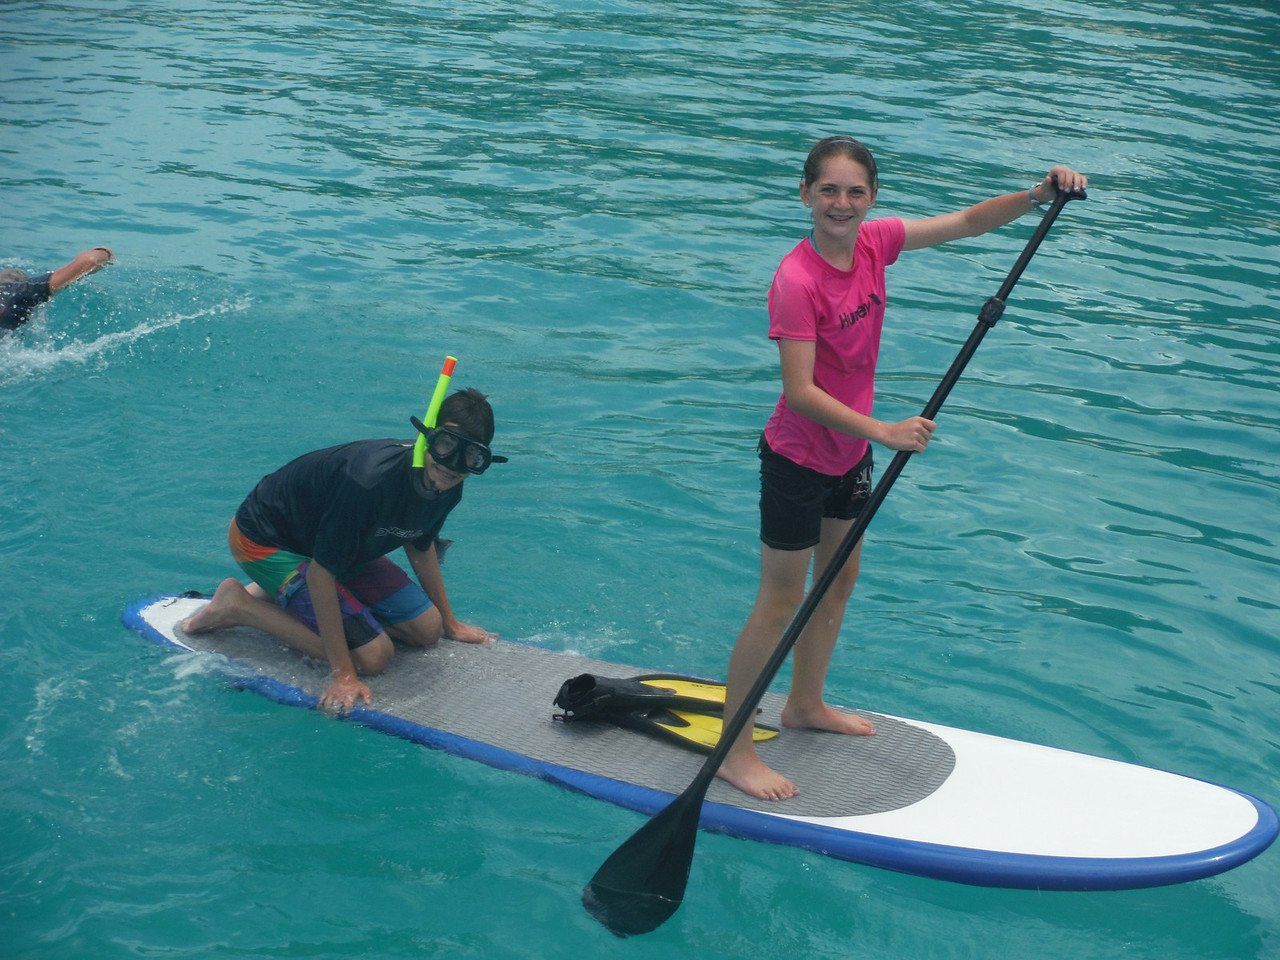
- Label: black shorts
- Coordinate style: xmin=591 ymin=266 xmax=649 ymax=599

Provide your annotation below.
xmin=758 ymin=435 xmax=874 ymax=551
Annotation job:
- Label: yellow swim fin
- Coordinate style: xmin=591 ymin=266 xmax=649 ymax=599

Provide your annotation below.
xmin=634 ymin=674 xmax=729 ymax=711
xmin=552 ymin=671 xmax=777 ymax=754
xmin=641 ymin=707 xmax=778 ymax=753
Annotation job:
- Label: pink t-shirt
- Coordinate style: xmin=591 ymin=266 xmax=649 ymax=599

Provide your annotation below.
xmin=763 ymin=217 xmax=906 ymax=475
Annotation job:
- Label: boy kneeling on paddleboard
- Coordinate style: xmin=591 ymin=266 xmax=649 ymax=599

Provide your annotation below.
xmin=182 ymin=381 xmax=505 ymax=714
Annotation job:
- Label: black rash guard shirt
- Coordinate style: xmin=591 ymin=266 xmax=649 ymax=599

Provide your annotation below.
xmin=234 ymin=439 xmax=463 ymax=579
xmin=0 ymin=273 xmax=53 ymax=331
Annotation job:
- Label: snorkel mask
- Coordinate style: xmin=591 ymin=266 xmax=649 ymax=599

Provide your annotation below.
xmin=412 ymin=426 xmax=506 ymax=475
xmin=411 ymin=356 xmax=508 ymax=476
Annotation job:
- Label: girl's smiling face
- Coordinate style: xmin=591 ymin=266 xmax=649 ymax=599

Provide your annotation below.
xmin=800 ymin=154 xmax=877 ymax=244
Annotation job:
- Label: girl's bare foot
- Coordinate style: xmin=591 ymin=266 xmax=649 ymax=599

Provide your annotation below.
xmin=716 ymin=748 xmax=798 ymax=801
xmin=782 ymin=701 xmax=876 ymax=736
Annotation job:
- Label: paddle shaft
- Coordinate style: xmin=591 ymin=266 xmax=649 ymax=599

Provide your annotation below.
xmin=687 ymin=186 xmax=1084 ymax=798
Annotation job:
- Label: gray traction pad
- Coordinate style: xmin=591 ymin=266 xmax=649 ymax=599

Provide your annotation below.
xmin=171 ymin=616 xmax=955 ymax=817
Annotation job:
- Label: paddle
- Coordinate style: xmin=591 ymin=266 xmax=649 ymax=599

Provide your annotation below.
xmin=582 ymin=182 xmax=1088 ymax=936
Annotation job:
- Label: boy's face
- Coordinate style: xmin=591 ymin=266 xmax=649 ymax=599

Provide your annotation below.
xmin=424 ymin=456 xmax=466 ymax=492
xmin=421 ymin=420 xmax=470 ymax=493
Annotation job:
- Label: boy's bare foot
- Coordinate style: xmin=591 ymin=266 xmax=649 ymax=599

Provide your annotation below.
xmin=716 ymin=749 xmax=799 ymax=801
xmin=781 ymin=701 xmax=876 ymax=736
xmin=179 ymin=578 xmax=249 ymax=634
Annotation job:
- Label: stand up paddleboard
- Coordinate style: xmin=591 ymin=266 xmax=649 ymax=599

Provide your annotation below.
xmin=123 ymin=594 xmax=1276 ymax=890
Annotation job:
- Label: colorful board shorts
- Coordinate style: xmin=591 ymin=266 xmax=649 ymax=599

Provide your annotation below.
xmin=228 ymin=519 xmax=433 ymax=649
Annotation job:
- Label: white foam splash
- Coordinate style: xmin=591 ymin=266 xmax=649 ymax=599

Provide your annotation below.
xmin=25 ymin=675 xmax=91 ymax=757
xmin=0 ymin=297 xmax=250 ymax=386
xmin=523 ymin=623 xmax=633 ymax=660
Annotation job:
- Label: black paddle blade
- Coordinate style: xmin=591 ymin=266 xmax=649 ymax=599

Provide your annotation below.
xmin=582 ymin=791 xmax=703 ymax=937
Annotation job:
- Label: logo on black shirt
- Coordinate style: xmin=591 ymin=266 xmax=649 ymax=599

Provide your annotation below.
xmin=839 ymin=292 xmax=882 ymax=330
xmin=376 ymin=525 xmax=424 ymax=540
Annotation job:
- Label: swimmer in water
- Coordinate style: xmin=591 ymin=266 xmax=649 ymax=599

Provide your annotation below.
xmin=1 ymin=247 xmax=114 ymax=333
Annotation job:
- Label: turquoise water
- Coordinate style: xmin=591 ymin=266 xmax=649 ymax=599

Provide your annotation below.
xmin=3 ymin=1 xmax=1278 ymax=956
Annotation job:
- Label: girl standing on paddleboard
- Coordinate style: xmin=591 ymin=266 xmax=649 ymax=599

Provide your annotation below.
xmin=721 ymin=137 xmax=1087 ymax=800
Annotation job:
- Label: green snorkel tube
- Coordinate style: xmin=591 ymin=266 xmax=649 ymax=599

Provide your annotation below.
xmin=413 ymin=355 xmax=458 ymax=469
